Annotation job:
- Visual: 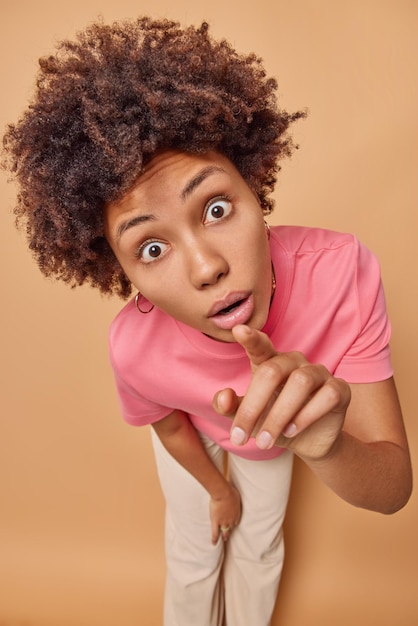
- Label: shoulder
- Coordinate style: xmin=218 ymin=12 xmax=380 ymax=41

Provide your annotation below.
xmin=270 ymin=225 xmax=380 ymax=282
xmin=269 ymin=225 xmax=385 ymax=325
xmin=109 ymin=298 xmax=177 ymax=371
xmin=271 ymin=224 xmax=356 ymax=254
xmin=109 ymin=298 xmax=139 ymax=354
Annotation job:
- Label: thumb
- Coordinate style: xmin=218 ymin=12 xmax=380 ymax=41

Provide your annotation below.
xmin=232 ymin=325 xmax=277 ymax=368
xmin=211 ymin=515 xmax=220 ymax=545
xmin=212 ymin=387 xmax=242 ymax=418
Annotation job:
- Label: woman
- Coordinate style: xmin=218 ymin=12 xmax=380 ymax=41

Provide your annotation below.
xmin=2 ymin=17 xmax=411 ymax=626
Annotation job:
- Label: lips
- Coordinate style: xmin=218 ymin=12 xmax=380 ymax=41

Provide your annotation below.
xmin=209 ymin=292 xmax=254 ymax=330
xmin=217 ymin=298 xmax=246 ymax=315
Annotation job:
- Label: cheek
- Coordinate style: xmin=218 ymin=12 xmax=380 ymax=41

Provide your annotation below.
xmin=243 ymin=226 xmax=271 ymax=267
xmin=134 ymin=268 xmax=182 ymax=310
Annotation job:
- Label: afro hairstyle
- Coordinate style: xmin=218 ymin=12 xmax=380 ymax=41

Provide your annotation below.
xmin=2 ymin=17 xmax=305 ymax=298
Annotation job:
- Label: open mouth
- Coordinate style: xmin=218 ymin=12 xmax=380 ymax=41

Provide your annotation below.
xmin=209 ymin=294 xmax=254 ymax=330
xmin=218 ymin=299 xmax=246 ymax=315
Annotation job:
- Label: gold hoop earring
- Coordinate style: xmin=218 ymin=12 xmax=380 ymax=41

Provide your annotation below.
xmin=264 ymin=220 xmax=271 ymax=240
xmin=135 ymin=293 xmax=155 ymax=314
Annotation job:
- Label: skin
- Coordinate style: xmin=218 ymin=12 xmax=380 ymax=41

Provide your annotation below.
xmin=214 ymin=326 xmax=412 ymax=515
xmin=105 ymin=150 xmax=272 ymax=343
xmin=105 ymin=150 xmax=412 ymax=543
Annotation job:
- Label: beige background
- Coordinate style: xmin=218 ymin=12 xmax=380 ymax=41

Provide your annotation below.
xmin=1 ymin=1 xmax=417 ymax=625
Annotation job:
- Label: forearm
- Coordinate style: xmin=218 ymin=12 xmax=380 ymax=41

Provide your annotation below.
xmin=152 ymin=411 xmax=230 ymax=498
xmin=300 ymin=431 xmax=412 ymax=514
xmin=153 ymin=410 xmax=241 ymax=544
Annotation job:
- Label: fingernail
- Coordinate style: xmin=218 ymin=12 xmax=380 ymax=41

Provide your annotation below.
xmin=283 ymin=422 xmax=297 ymax=437
xmin=257 ymin=431 xmax=273 ymax=449
xmin=230 ymin=426 xmax=246 ymax=446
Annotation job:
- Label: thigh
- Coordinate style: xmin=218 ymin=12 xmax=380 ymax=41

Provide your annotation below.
xmin=151 ymin=428 xmax=225 ymax=519
xmin=227 ymin=450 xmax=293 ymax=559
xmin=150 ymin=428 xmax=225 ymax=580
xmin=222 ymin=451 xmax=293 ymax=626
xmin=151 ymin=430 xmax=226 ymax=625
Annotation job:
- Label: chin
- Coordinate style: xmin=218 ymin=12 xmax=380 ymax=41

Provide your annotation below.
xmin=247 ymin=311 xmax=269 ymax=333
xmin=212 ymin=329 xmax=237 ymax=343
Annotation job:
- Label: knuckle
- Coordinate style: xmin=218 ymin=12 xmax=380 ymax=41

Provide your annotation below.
xmin=332 ymin=377 xmax=352 ymax=403
xmin=325 ymin=377 xmax=349 ymax=406
xmin=234 ymin=403 xmax=259 ymax=429
xmin=295 ymin=362 xmax=331 ymax=389
xmin=237 ymin=410 xmax=256 ymax=428
xmin=315 ymin=363 xmax=330 ymax=377
xmin=289 ymin=350 xmax=308 ymax=365
xmin=258 ymin=359 xmax=284 ymax=383
xmin=325 ymin=381 xmax=341 ymax=404
xmin=290 ymin=366 xmax=316 ymax=391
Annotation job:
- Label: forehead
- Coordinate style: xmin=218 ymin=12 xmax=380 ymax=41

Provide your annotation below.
xmin=124 ymin=151 xmax=233 ymax=203
xmin=104 ymin=150 xmax=239 ymax=229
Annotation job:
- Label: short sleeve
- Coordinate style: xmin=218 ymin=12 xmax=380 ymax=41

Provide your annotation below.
xmin=334 ymin=240 xmax=393 ymax=382
xmin=108 ymin=310 xmax=174 ymax=426
xmin=111 ymin=365 xmax=171 ymax=426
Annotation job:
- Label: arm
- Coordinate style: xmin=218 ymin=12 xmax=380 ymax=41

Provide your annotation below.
xmin=294 ymin=378 xmax=412 ymax=513
xmin=213 ymin=325 xmax=412 ymax=514
xmin=151 ymin=409 xmax=241 ymax=543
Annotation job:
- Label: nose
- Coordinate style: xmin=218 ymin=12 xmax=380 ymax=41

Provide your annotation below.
xmin=186 ymin=238 xmax=229 ymax=289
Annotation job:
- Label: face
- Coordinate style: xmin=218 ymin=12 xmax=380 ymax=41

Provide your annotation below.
xmin=104 ymin=150 xmax=273 ymax=342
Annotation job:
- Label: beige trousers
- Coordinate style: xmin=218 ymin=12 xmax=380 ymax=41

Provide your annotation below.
xmin=151 ymin=429 xmax=293 ymax=626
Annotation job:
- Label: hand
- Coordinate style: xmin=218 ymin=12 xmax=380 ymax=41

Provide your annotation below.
xmin=213 ymin=325 xmax=351 ymax=461
xmin=210 ymin=483 xmax=241 ymax=544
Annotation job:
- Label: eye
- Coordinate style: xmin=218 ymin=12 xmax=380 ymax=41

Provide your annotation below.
xmin=204 ymin=196 xmax=233 ymax=224
xmin=136 ymin=240 xmax=168 ymax=264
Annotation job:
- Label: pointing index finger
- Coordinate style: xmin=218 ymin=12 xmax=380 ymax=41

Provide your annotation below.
xmin=232 ymin=325 xmax=278 ymax=367
xmin=229 ymin=325 xmax=283 ymax=447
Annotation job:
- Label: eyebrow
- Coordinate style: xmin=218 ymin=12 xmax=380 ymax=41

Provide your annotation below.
xmin=116 ymin=165 xmax=226 ymax=242
xmin=180 ymin=165 xmax=226 ymax=201
xmin=116 ymin=214 xmax=156 ymax=242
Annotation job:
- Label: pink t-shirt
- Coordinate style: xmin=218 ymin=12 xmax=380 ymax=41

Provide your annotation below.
xmin=109 ymin=226 xmax=393 ymax=461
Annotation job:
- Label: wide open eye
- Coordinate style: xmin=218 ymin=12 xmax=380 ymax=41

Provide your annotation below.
xmin=204 ymin=196 xmax=233 ymax=223
xmin=137 ymin=240 xmax=169 ymax=264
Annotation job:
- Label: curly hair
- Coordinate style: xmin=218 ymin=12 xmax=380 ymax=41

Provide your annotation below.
xmin=2 ymin=17 xmax=305 ymax=298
